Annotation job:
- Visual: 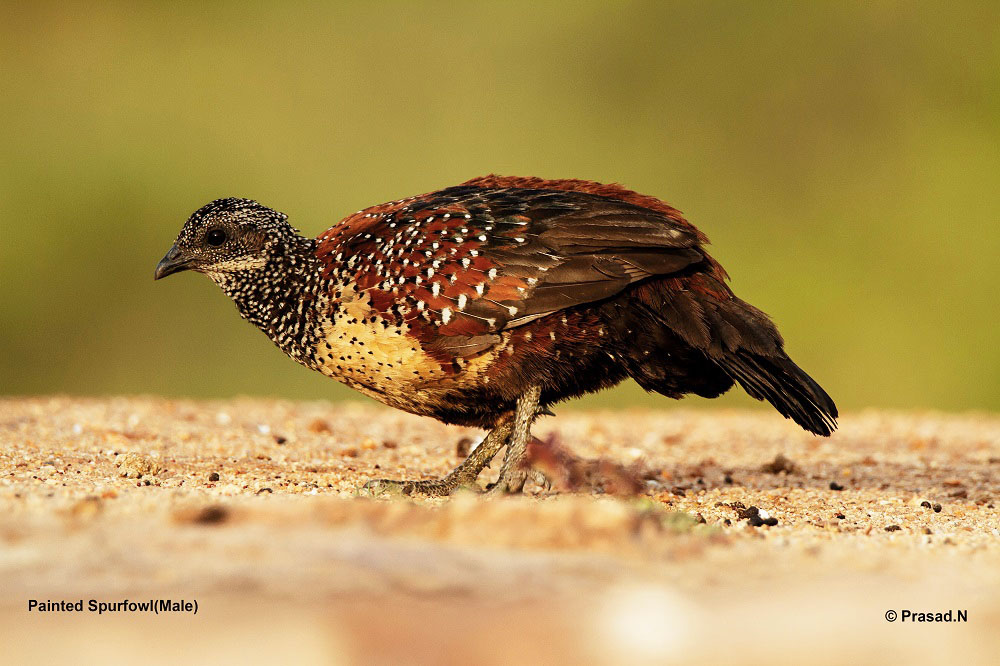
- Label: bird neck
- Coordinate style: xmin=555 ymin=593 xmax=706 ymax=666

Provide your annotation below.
xmin=213 ymin=236 xmax=331 ymax=364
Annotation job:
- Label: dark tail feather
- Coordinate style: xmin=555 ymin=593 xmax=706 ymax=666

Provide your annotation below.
xmin=623 ymin=275 xmax=838 ymax=436
xmin=718 ymin=351 xmax=838 ymax=436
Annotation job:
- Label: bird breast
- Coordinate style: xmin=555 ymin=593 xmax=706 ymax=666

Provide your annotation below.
xmin=310 ymin=284 xmax=501 ymax=402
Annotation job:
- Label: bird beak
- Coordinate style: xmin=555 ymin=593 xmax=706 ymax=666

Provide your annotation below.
xmin=154 ymin=244 xmax=192 ymax=280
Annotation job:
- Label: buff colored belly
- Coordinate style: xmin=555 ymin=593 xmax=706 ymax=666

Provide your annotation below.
xmin=310 ymin=289 xmax=506 ymax=409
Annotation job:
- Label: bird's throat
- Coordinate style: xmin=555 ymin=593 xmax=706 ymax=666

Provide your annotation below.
xmin=211 ymin=239 xmax=330 ymax=364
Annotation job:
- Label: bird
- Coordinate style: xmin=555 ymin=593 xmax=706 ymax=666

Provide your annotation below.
xmin=155 ymin=175 xmax=837 ymax=496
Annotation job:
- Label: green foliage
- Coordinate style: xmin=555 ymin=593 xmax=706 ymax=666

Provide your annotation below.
xmin=1 ymin=2 xmax=997 ymax=410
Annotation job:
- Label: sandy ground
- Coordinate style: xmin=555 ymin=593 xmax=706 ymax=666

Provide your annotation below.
xmin=0 ymin=396 xmax=998 ymax=665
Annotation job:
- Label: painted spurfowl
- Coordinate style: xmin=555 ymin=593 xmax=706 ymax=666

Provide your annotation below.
xmin=155 ymin=175 xmax=837 ymax=495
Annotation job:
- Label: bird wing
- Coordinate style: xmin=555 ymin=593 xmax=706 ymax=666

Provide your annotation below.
xmin=315 ymin=176 xmax=709 ymax=357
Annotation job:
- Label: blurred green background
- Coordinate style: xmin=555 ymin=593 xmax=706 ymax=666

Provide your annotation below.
xmin=1 ymin=1 xmax=997 ymax=412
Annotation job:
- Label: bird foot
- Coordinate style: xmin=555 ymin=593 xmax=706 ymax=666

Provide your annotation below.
xmin=357 ymin=476 xmax=476 ymax=499
xmin=358 ymin=422 xmax=516 ymax=499
xmin=485 ymin=467 xmax=551 ymax=496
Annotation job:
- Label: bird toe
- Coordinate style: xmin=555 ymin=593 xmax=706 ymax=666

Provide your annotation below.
xmin=357 ymin=478 xmax=414 ymax=499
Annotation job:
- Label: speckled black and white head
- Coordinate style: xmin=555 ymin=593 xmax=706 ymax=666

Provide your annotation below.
xmin=154 ymin=198 xmax=306 ymax=282
xmin=156 ymin=197 xmax=331 ymax=361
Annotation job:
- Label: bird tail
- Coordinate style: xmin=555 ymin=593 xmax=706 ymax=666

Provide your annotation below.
xmin=621 ymin=272 xmax=838 ymax=436
xmin=715 ymin=349 xmax=838 ymax=436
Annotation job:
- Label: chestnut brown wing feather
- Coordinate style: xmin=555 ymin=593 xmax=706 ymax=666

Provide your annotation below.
xmin=316 ymin=185 xmax=707 ymax=353
xmin=473 ymin=193 xmax=706 ymax=327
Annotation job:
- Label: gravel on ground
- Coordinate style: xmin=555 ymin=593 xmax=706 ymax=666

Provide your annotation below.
xmin=1 ymin=397 xmax=998 ymax=665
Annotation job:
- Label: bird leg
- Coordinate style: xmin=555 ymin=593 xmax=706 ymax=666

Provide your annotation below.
xmin=487 ymin=384 xmax=543 ymax=495
xmin=358 ymin=419 xmax=513 ymax=498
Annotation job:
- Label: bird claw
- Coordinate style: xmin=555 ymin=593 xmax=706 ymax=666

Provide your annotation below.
xmin=531 ymin=468 xmax=553 ymax=492
xmin=357 ymin=478 xmax=415 ymax=499
xmin=357 ymin=476 xmax=475 ymax=499
xmin=485 ymin=475 xmax=523 ymax=496
xmin=485 ymin=468 xmax=551 ymax=496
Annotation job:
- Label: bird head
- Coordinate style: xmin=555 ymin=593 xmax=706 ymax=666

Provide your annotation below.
xmin=154 ymin=198 xmax=299 ymax=281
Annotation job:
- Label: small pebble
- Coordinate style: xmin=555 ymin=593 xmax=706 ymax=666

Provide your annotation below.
xmin=307 ymin=419 xmax=331 ymax=434
xmin=885 ymin=525 xmax=902 ymax=532
xmin=829 ymin=481 xmax=844 ymax=491
xmin=761 ymin=453 xmax=799 ymax=475
xmin=933 ymin=503 xmax=942 ymax=513
xmin=68 ymin=496 xmax=102 ymax=520
xmin=208 ymin=472 xmax=220 ymax=482
xmin=738 ymin=505 xmax=778 ymax=527
xmin=456 ymin=437 xmax=473 ymax=458
xmin=115 ymin=452 xmax=160 ymax=479
xmin=193 ymin=506 xmax=228 ymax=524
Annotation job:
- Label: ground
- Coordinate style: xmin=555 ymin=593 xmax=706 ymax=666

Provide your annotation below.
xmin=1 ymin=396 xmax=998 ymax=665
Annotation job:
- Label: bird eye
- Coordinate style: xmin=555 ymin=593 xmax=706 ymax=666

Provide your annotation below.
xmin=205 ymin=229 xmax=228 ymax=247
